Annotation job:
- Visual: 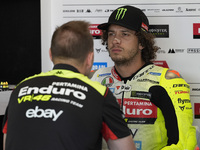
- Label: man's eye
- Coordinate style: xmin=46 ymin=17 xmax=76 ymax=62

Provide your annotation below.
xmin=108 ymin=32 xmax=115 ymax=36
xmin=122 ymin=33 xmax=129 ymax=36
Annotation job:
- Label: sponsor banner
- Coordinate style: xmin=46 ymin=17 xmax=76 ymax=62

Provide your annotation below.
xmin=61 ymin=4 xmax=200 ymax=17
xmin=89 ymin=24 xmax=102 ymax=39
xmin=189 ymin=83 xmax=200 ymax=96
xmin=95 ymin=47 xmax=107 ymax=53
xmin=149 ymin=25 xmax=169 ymax=38
xmin=187 ymin=48 xmax=200 ymax=53
xmin=168 ymin=48 xmax=185 ymax=54
xmin=92 ymin=62 xmax=107 ymax=70
xmin=194 ymin=103 xmax=200 ymax=119
xmin=193 ymin=23 xmax=200 ymax=39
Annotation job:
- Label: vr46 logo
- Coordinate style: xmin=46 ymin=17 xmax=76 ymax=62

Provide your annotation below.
xmin=18 ymin=94 xmax=52 ymax=104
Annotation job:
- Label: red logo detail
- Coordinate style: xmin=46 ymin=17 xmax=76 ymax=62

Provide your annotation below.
xmin=153 ymin=60 xmax=169 ymax=68
xmin=193 ymin=23 xmax=200 ymax=35
xmin=89 ymin=24 xmax=102 ymax=36
xmin=122 ymin=99 xmax=157 ymax=118
xmin=142 ymin=22 xmax=148 ymax=31
xmin=111 ymin=67 xmax=121 ymax=81
xmin=117 ymin=99 xmax=122 ymax=106
xmin=194 ymin=103 xmax=200 ymax=119
xmin=116 ymin=86 xmax=120 ymax=90
xmin=175 ymin=90 xmax=189 ymax=94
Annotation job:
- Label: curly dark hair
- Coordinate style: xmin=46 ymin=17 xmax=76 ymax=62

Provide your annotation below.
xmin=101 ymin=29 xmax=160 ymax=63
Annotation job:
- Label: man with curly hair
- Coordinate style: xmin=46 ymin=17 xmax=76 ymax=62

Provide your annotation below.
xmin=91 ymin=5 xmax=197 ymax=150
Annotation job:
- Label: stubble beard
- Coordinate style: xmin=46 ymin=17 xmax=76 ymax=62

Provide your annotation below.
xmin=111 ymin=56 xmax=131 ymax=66
xmin=109 ymin=49 xmax=140 ymax=67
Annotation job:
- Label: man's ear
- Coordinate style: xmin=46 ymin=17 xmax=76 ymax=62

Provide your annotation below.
xmin=86 ymin=51 xmax=94 ymax=72
xmin=139 ymin=43 xmax=144 ymax=51
xmin=82 ymin=51 xmax=94 ymax=77
xmin=86 ymin=52 xmax=94 ymax=67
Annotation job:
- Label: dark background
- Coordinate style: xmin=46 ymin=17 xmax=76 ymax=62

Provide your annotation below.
xmin=0 ymin=0 xmax=41 ymax=85
xmin=0 ymin=0 xmax=41 ymax=149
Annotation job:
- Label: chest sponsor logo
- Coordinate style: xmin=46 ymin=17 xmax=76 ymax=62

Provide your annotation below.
xmin=137 ymin=78 xmax=159 ymax=84
xmin=97 ymin=73 xmax=111 ymax=77
xmin=148 ymin=72 xmax=161 ymax=76
xmin=26 ymin=106 xmax=63 ymax=121
xmin=131 ymin=91 xmax=151 ymax=99
xmin=121 ymin=99 xmax=157 ymax=124
xmin=115 ymin=84 xmax=131 ymax=95
xmin=101 ymin=76 xmax=114 ymax=87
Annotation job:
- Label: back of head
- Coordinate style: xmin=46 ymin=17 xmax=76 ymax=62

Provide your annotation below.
xmin=50 ymin=20 xmax=93 ymax=64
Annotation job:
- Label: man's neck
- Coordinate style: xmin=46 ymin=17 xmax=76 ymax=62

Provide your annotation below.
xmin=114 ymin=60 xmax=145 ymax=78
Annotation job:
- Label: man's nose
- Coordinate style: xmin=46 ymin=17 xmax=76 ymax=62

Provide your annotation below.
xmin=113 ymin=37 xmax=121 ymax=44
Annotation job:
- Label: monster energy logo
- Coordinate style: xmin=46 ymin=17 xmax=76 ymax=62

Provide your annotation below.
xmin=115 ymin=8 xmax=127 ymax=20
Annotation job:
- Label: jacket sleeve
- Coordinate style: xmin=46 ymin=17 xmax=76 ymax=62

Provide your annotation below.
xmin=102 ymin=88 xmax=131 ymax=141
xmin=2 ymin=106 xmax=8 ymax=134
xmin=159 ymin=71 xmax=197 ymax=150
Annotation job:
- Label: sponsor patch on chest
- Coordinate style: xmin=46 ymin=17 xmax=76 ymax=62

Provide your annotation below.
xmin=120 ymin=99 xmax=157 ymax=124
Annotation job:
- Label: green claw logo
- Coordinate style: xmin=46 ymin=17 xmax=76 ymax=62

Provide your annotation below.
xmin=115 ymin=8 xmax=127 ymax=20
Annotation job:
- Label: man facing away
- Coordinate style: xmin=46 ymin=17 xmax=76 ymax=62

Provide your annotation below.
xmin=91 ymin=5 xmax=197 ymax=150
xmin=2 ymin=20 xmax=136 ymax=150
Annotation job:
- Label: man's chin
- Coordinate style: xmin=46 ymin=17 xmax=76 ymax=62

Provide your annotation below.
xmin=111 ymin=57 xmax=132 ymax=66
xmin=111 ymin=59 xmax=125 ymax=65
xmin=110 ymin=56 xmax=122 ymax=62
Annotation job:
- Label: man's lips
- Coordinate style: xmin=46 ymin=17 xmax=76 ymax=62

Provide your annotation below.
xmin=111 ymin=48 xmax=122 ymax=53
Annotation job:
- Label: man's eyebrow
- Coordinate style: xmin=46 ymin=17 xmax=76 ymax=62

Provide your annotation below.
xmin=108 ymin=29 xmax=131 ymax=32
xmin=121 ymin=30 xmax=131 ymax=33
xmin=108 ymin=29 xmax=114 ymax=32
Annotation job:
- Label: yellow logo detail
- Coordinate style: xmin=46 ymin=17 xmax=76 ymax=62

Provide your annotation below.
xmin=18 ymin=94 xmax=52 ymax=104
